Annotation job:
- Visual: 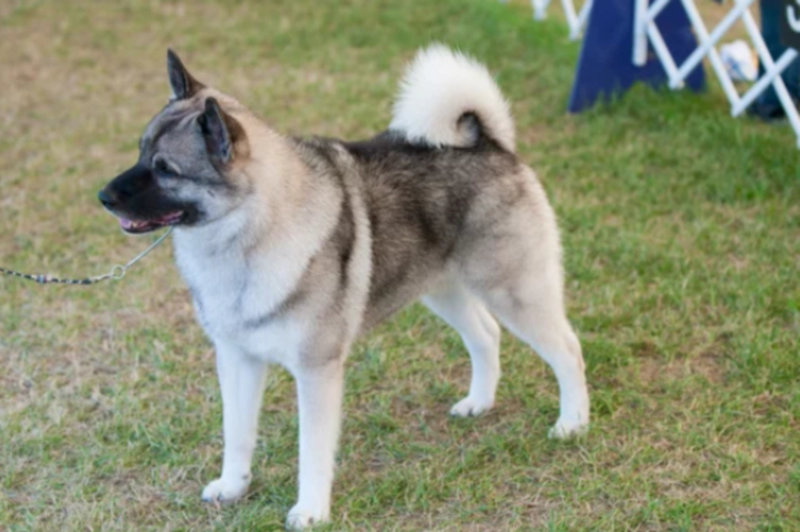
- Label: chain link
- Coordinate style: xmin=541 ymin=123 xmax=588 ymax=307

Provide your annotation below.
xmin=0 ymin=228 xmax=173 ymax=286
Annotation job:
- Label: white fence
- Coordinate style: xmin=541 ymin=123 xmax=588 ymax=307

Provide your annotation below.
xmin=509 ymin=0 xmax=800 ymax=147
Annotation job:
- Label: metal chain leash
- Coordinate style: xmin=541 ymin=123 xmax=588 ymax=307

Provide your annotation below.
xmin=0 ymin=227 xmax=173 ymax=285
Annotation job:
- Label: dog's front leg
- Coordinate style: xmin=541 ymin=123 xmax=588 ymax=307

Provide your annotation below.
xmin=286 ymin=358 xmax=345 ymax=530
xmin=202 ymin=342 xmax=268 ymax=503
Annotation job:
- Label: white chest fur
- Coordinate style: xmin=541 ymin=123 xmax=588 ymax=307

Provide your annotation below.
xmin=172 ymin=219 xmax=313 ymax=366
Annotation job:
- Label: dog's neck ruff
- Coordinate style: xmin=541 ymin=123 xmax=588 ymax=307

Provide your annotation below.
xmin=172 ymin=197 xmax=268 ymax=258
xmin=0 ymin=228 xmax=173 ymax=285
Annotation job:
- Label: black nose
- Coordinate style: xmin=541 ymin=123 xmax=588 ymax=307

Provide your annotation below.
xmin=98 ymin=188 xmax=118 ymax=209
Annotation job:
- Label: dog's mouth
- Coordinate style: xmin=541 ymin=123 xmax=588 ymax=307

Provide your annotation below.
xmin=118 ymin=211 xmax=185 ymax=234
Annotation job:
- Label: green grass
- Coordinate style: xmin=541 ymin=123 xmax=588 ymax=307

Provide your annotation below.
xmin=1 ymin=0 xmax=798 ymax=530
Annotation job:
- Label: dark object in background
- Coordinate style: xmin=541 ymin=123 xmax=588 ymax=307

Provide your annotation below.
xmin=568 ymin=0 xmax=705 ymax=113
xmin=748 ymin=0 xmax=800 ymax=121
xmin=779 ymin=0 xmax=800 ymax=50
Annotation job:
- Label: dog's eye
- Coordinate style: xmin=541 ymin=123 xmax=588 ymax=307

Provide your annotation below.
xmin=153 ymin=158 xmax=177 ymax=176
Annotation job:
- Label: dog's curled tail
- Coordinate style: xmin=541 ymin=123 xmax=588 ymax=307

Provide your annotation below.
xmin=389 ymin=44 xmax=515 ymax=153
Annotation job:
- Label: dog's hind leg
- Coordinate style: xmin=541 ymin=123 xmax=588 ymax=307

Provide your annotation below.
xmin=422 ymin=281 xmax=502 ymax=417
xmin=470 ymin=265 xmax=589 ymax=438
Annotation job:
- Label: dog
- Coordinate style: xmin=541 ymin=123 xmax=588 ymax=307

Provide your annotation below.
xmin=98 ymin=45 xmax=590 ymax=529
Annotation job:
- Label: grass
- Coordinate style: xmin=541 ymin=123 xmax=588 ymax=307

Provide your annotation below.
xmin=1 ymin=0 xmax=798 ymax=530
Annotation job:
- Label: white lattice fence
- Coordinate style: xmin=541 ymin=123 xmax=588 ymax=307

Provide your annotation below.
xmin=634 ymin=0 xmax=800 ymax=147
xmin=502 ymin=0 xmax=800 ymax=147
xmin=500 ymin=0 xmax=593 ymax=39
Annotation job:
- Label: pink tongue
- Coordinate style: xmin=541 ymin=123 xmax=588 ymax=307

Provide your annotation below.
xmin=120 ymin=218 xmax=135 ymax=230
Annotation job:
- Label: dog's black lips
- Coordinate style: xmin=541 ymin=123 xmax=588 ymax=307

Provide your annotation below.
xmin=118 ymin=211 xmax=185 ymax=234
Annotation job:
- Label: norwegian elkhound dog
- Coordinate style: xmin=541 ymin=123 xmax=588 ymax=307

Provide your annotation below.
xmin=99 ymin=45 xmax=590 ymax=529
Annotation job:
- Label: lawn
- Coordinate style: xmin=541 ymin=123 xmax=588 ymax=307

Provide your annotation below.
xmin=1 ymin=0 xmax=798 ymax=530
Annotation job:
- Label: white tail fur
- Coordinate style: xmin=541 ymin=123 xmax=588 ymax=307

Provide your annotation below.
xmin=389 ymin=44 xmax=515 ymax=153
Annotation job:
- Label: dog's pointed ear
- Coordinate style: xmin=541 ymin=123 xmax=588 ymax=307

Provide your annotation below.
xmin=167 ymin=49 xmax=204 ymax=100
xmin=199 ymin=97 xmax=244 ymax=165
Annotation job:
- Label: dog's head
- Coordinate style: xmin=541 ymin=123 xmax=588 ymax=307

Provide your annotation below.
xmin=99 ymin=50 xmax=250 ymax=234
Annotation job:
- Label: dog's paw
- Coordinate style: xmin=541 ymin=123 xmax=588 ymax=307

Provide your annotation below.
xmin=286 ymin=504 xmax=329 ymax=530
xmin=201 ymin=476 xmax=250 ymax=504
xmin=450 ymin=396 xmax=494 ymax=417
xmin=548 ymin=418 xmax=589 ymax=440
